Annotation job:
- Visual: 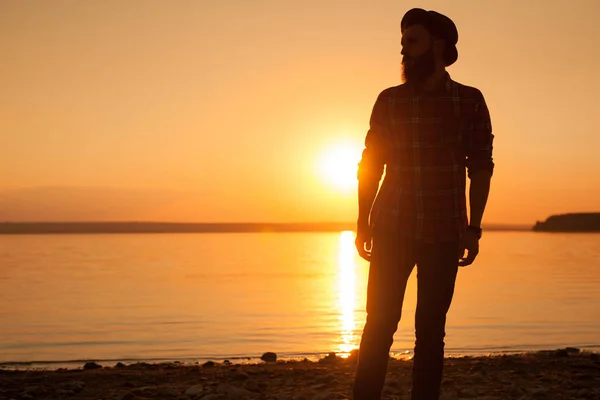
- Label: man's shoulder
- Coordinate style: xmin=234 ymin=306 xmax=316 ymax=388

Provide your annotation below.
xmin=450 ymin=79 xmax=485 ymax=101
xmin=374 ymin=79 xmax=487 ymax=101
xmin=375 ymin=84 xmax=411 ymax=101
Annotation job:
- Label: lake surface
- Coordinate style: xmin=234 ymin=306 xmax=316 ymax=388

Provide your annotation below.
xmin=1 ymin=231 xmax=599 ymax=369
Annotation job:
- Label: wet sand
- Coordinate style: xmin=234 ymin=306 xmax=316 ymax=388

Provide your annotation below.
xmin=1 ymin=348 xmax=599 ymax=400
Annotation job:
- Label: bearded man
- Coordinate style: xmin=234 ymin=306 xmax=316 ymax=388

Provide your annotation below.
xmin=353 ymin=8 xmax=495 ymax=400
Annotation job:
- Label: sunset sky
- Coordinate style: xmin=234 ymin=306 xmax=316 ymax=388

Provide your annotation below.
xmin=1 ymin=0 xmax=599 ymax=225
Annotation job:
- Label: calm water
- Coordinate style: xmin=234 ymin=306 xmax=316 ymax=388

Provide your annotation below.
xmin=1 ymin=231 xmax=599 ymax=368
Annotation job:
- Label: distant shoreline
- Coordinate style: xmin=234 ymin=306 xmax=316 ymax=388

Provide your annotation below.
xmin=0 ymin=222 xmax=531 ymax=235
xmin=533 ymin=213 xmax=600 ymax=232
xmin=0 ymin=222 xmax=356 ymax=235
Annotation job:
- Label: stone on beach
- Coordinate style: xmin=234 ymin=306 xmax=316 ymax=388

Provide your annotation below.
xmin=201 ymin=395 xmax=226 ymax=400
xmin=63 ymin=380 xmax=86 ymax=392
xmin=456 ymin=387 xmax=478 ymax=397
xmin=260 ymin=352 xmax=277 ymax=362
xmin=318 ymin=352 xmax=338 ymax=364
xmin=230 ymin=371 xmax=250 ymax=380
xmin=157 ymin=386 xmax=179 ymax=397
xmin=185 ymin=384 xmax=205 ymax=397
xmin=23 ymin=386 xmax=41 ymax=395
xmin=55 ymin=389 xmax=76 ymax=396
xmin=216 ymin=384 xmax=258 ymax=399
xmin=242 ymin=379 xmax=260 ymax=392
xmin=117 ymin=392 xmax=135 ymax=400
xmin=83 ymin=361 xmax=102 ymax=370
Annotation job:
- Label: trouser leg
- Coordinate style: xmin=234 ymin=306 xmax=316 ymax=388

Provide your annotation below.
xmin=353 ymin=233 xmax=415 ymax=400
xmin=411 ymin=242 xmax=460 ymax=400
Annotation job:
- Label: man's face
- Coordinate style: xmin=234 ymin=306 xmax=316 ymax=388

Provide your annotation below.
xmin=401 ymin=24 xmax=437 ymax=83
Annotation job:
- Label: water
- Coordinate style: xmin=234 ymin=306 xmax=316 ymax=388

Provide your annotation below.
xmin=1 ymin=231 xmax=599 ymax=369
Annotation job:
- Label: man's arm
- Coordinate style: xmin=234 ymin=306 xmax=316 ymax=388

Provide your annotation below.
xmin=355 ymin=92 xmax=388 ymax=260
xmin=357 ymin=92 xmax=389 ymax=226
xmin=468 ymin=170 xmax=492 ymax=228
xmin=357 ymin=179 xmax=380 ymax=226
xmin=466 ymin=91 xmax=495 ymax=228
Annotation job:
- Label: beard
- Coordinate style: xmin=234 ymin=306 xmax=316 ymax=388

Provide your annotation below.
xmin=401 ymin=46 xmax=436 ymax=84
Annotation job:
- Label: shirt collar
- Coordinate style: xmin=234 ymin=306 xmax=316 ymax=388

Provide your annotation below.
xmin=408 ymin=71 xmax=453 ymax=96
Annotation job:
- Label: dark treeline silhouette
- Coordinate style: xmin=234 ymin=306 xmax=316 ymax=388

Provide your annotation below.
xmin=533 ymin=213 xmax=600 ymax=232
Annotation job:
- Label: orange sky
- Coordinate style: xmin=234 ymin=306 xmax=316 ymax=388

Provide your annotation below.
xmin=1 ymin=0 xmax=599 ymax=225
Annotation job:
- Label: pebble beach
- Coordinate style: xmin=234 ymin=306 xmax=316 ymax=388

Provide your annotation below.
xmin=1 ymin=348 xmax=599 ymax=400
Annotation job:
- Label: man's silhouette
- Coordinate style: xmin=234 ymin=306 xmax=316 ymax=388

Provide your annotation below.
xmin=353 ymin=8 xmax=494 ymax=400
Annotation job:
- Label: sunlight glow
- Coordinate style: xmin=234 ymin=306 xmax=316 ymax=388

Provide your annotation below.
xmin=319 ymin=142 xmax=362 ymax=191
xmin=336 ymin=230 xmax=359 ymax=356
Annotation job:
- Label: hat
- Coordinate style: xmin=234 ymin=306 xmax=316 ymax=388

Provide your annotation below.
xmin=400 ymin=8 xmax=458 ymax=66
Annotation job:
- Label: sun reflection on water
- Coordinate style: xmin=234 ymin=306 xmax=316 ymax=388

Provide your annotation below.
xmin=336 ymin=230 xmax=359 ymax=357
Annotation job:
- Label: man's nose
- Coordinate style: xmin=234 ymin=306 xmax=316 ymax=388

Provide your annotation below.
xmin=400 ymin=47 xmax=406 ymax=56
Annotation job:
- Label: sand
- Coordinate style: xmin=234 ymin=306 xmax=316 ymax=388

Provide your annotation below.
xmin=1 ymin=348 xmax=599 ymax=400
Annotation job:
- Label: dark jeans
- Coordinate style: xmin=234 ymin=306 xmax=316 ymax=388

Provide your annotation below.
xmin=353 ymin=231 xmax=460 ymax=400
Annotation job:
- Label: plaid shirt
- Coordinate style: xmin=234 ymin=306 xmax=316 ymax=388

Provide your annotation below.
xmin=358 ymin=73 xmax=494 ymax=242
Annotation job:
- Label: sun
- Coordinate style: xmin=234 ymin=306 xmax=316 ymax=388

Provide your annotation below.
xmin=319 ymin=142 xmax=362 ymax=191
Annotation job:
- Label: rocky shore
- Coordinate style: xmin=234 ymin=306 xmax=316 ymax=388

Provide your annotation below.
xmin=1 ymin=348 xmax=599 ymax=400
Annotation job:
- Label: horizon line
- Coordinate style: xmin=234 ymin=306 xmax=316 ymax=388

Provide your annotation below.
xmin=0 ymin=221 xmax=531 ymax=227
xmin=0 ymin=221 xmax=533 ymax=235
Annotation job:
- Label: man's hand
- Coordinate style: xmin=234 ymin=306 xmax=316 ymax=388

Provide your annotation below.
xmin=458 ymin=229 xmax=479 ymax=267
xmin=355 ymin=221 xmax=373 ymax=261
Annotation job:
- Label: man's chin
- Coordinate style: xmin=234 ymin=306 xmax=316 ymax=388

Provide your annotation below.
xmin=401 ymin=66 xmax=412 ymax=83
xmin=403 ymin=67 xmax=435 ymax=84
xmin=402 ymin=69 xmax=419 ymax=84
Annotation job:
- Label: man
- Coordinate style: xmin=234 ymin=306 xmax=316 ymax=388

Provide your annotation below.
xmin=353 ymin=8 xmax=494 ymax=400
